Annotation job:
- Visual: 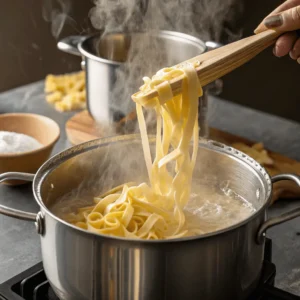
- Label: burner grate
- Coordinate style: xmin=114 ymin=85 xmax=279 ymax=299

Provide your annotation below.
xmin=33 ymin=281 xmax=58 ymax=300
xmin=0 ymin=263 xmax=59 ymax=300
xmin=17 ymin=269 xmax=58 ymax=300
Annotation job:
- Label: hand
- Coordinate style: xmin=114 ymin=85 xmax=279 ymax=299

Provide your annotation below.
xmin=254 ymin=0 xmax=300 ymax=62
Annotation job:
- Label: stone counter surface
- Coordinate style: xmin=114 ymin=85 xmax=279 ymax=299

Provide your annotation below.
xmin=0 ymin=81 xmax=300 ymax=295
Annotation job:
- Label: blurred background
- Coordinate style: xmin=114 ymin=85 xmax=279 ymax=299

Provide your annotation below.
xmin=0 ymin=0 xmax=299 ymax=122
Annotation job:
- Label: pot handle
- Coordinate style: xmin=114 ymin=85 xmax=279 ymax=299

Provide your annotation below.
xmin=0 ymin=172 xmax=37 ymax=222
xmin=256 ymin=174 xmax=300 ymax=244
xmin=57 ymin=35 xmax=87 ymax=56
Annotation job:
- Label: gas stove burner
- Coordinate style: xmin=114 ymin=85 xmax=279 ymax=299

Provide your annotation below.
xmin=0 ymin=262 xmax=58 ymax=300
xmin=0 ymin=239 xmax=298 ymax=300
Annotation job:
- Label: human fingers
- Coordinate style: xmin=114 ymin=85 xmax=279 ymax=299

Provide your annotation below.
xmin=254 ymin=0 xmax=300 ymax=33
xmin=289 ymin=36 xmax=300 ymax=59
xmin=273 ymin=31 xmax=298 ymax=57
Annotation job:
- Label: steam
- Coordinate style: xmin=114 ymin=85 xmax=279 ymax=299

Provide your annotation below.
xmin=50 ymin=0 xmax=244 ymax=207
xmin=42 ymin=0 xmax=75 ymax=39
xmin=89 ymin=0 xmax=243 ymax=132
xmin=89 ymin=0 xmax=140 ymax=33
xmin=90 ymin=0 xmax=242 ymax=41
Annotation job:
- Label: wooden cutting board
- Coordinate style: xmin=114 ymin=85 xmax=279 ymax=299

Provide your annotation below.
xmin=66 ymin=110 xmax=104 ymax=145
xmin=66 ymin=110 xmax=300 ymax=202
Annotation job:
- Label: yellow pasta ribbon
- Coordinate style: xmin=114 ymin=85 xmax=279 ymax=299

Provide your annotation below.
xmin=63 ymin=63 xmax=203 ymax=240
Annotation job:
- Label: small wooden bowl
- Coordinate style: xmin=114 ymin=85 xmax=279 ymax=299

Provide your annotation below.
xmin=0 ymin=113 xmax=60 ymax=185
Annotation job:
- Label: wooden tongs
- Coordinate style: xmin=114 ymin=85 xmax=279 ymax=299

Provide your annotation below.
xmin=132 ymin=30 xmax=281 ymax=104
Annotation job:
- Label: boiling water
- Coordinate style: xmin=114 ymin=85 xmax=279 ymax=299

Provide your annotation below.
xmin=51 ymin=182 xmax=256 ymax=237
xmin=183 ymin=184 xmax=256 ymax=235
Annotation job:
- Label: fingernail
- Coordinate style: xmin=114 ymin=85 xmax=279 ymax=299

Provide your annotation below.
xmin=254 ymin=24 xmax=264 ymax=34
xmin=273 ymin=46 xmax=279 ymax=57
xmin=264 ymin=15 xmax=283 ymax=28
xmin=290 ymin=50 xmax=296 ymax=60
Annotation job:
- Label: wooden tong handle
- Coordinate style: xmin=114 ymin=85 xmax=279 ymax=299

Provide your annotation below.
xmin=132 ymin=30 xmax=281 ymax=104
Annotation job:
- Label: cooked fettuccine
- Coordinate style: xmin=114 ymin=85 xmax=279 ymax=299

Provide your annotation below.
xmin=62 ymin=63 xmax=203 ymax=239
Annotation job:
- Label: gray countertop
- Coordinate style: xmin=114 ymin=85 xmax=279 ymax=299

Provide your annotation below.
xmin=0 ymin=81 xmax=300 ymax=295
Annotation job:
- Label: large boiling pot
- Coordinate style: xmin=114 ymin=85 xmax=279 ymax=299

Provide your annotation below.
xmin=1 ymin=135 xmax=300 ymax=300
xmin=57 ymin=31 xmax=222 ymax=137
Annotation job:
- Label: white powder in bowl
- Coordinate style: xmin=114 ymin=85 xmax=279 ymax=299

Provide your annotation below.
xmin=0 ymin=131 xmax=43 ymax=154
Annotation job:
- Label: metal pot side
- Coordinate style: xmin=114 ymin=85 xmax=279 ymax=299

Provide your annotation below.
xmin=1 ymin=135 xmax=300 ymax=300
xmin=37 ymin=136 xmax=270 ymax=300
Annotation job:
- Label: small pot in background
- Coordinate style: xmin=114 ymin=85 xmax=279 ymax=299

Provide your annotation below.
xmin=57 ymin=31 xmax=223 ymax=138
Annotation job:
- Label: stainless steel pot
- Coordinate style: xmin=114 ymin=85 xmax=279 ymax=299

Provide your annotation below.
xmin=1 ymin=135 xmax=299 ymax=300
xmin=57 ymin=31 xmax=222 ymax=137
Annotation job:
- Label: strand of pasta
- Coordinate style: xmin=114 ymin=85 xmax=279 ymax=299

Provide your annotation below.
xmin=64 ymin=63 xmax=203 ymax=239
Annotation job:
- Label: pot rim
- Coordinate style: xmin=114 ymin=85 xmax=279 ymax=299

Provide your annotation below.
xmin=33 ymin=134 xmax=272 ymax=244
xmin=78 ymin=30 xmax=207 ymax=66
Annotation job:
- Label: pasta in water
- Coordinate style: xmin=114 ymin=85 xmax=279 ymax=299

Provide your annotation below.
xmin=58 ymin=64 xmax=202 ymax=239
xmin=55 ymin=63 xmax=255 ymax=239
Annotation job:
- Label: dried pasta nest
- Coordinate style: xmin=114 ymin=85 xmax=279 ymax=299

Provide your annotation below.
xmin=45 ymin=71 xmax=86 ymax=112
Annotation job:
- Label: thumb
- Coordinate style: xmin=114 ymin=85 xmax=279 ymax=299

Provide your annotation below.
xmin=264 ymin=5 xmax=300 ymax=31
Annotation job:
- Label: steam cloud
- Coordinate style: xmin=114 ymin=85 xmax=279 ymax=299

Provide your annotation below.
xmin=42 ymin=0 xmax=75 ymax=39
xmin=49 ymin=1 xmax=246 ymax=224
xmin=89 ymin=0 xmax=243 ymax=131
xmin=90 ymin=0 xmax=241 ymax=41
xmin=41 ymin=0 xmax=243 ymax=129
